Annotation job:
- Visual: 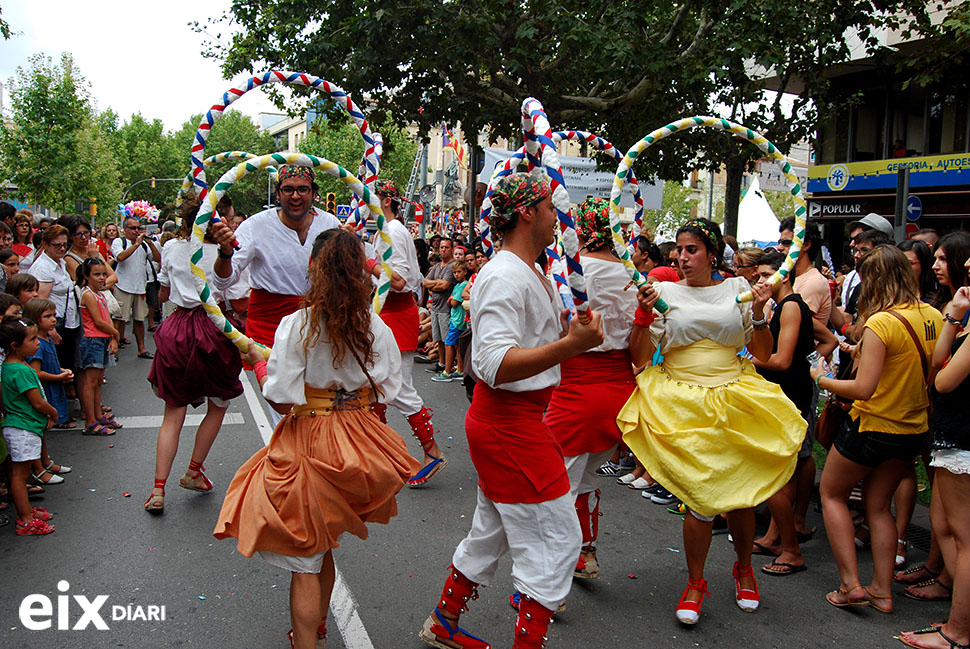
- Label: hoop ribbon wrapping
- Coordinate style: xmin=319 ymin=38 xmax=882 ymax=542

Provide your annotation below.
xmin=191 ymin=152 xmax=392 ymax=359
xmin=176 ymin=151 xmax=279 ymax=207
xmin=609 ymin=116 xmax=807 ymax=313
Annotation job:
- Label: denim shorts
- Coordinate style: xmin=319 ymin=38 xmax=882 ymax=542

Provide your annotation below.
xmin=78 ymin=336 xmax=110 ymax=369
xmin=834 ymin=416 xmax=926 ymax=467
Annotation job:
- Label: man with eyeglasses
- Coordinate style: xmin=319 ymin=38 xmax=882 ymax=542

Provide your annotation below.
xmin=211 ymin=165 xmax=340 ymax=420
xmin=112 ymin=216 xmax=161 ymax=358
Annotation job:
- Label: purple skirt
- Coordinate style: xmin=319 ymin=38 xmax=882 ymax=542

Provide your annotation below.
xmin=148 ymin=307 xmax=243 ymax=408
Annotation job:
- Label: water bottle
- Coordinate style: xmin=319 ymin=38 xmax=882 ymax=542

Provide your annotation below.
xmin=807 ymin=351 xmax=834 ymax=379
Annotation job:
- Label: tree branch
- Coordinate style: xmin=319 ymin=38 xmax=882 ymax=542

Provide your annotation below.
xmin=659 ymin=1 xmax=692 ymax=47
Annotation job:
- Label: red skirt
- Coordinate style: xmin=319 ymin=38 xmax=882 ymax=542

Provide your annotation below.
xmin=246 ymin=288 xmax=303 ymax=347
xmin=379 ymin=291 xmax=419 ymax=352
xmin=465 ymin=382 xmax=569 ymax=504
xmin=148 ymin=307 xmax=243 ymax=407
xmin=544 ymin=350 xmax=635 ymax=457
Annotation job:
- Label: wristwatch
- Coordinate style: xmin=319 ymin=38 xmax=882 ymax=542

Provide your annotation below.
xmin=217 ymin=247 xmax=234 ymax=259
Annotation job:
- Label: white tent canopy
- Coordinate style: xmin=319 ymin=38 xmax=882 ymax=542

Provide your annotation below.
xmin=736 ymin=177 xmax=781 ymax=245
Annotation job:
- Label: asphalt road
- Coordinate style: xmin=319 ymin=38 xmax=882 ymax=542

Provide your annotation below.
xmin=0 ymin=338 xmax=950 ymax=649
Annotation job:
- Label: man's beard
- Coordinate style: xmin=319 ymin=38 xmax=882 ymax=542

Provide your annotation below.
xmin=281 ymin=203 xmax=312 ymax=221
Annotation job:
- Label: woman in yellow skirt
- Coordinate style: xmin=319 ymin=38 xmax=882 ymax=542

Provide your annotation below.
xmin=214 ymin=229 xmax=419 ymax=649
xmin=617 ymin=218 xmax=805 ymax=625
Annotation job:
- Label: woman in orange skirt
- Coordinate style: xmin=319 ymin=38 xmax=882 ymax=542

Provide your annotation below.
xmin=214 ymin=229 xmax=419 ymax=649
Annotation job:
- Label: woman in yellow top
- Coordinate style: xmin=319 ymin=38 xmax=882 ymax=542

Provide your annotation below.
xmin=618 ymin=218 xmax=805 ymax=626
xmin=812 ymin=245 xmax=942 ymax=614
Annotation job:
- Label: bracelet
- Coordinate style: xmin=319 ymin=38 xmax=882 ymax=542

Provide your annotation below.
xmin=254 ymin=360 xmax=268 ymax=382
xmin=365 ymin=258 xmax=379 ymax=273
xmin=217 ymin=247 xmax=234 ymax=259
xmin=634 ymin=306 xmax=657 ymax=328
xmin=815 ymin=374 xmax=823 ymax=388
xmin=944 ymin=313 xmax=965 ymax=330
xmin=751 ymin=313 xmax=768 ymax=330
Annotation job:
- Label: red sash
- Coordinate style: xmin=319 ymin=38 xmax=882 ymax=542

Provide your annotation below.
xmin=544 ymin=350 xmax=636 ymax=456
xmin=465 ymin=382 xmax=570 ymax=504
xmin=379 ymin=291 xmax=419 ymax=352
xmin=245 ymin=288 xmax=303 ymax=347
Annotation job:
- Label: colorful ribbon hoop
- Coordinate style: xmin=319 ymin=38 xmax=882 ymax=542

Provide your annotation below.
xmin=188 ymin=72 xmax=378 ymax=223
xmin=190 ymin=152 xmax=392 ymax=359
xmin=176 ymin=151 xmax=279 ymax=207
xmin=609 ymin=116 xmax=807 ymax=313
xmin=520 ymin=98 xmax=590 ymax=317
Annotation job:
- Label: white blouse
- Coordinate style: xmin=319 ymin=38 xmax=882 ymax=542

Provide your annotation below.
xmin=211 ymin=206 xmax=340 ymax=297
xmin=263 ymin=308 xmax=403 ymax=406
xmin=157 ymin=239 xmax=224 ymax=309
xmin=28 ymin=253 xmax=80 ymax=328
xmin=377 ymin=218 xmax=423 ymax=294
xmin=649 ymin=276 xmax=754 ymax=353
xmin=582 ymin=256 xmax=636 ymax=352
xmin=470 ymin=250 xmax=563 ymax=392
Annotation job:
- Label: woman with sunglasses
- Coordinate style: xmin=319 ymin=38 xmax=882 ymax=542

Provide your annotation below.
xmin=61 ymin=215 xmax=117 ymax=289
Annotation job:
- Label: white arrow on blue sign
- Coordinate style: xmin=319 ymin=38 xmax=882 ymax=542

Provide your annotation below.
xmin=906 ymin=195 xmax=922 ymax=222
xmin=336 ymin=204 xmax=351 ymax=218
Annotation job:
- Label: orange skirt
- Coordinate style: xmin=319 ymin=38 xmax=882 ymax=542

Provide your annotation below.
xmin=213 ymin=388 xmax=420 ymax=557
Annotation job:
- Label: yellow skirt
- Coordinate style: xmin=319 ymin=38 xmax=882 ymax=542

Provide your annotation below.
xmin=617 ymin=340 xmax=805 ymax=517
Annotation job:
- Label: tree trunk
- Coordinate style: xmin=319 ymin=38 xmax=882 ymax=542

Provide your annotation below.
xmin=722 ymin=158 xmax=744 ymax=238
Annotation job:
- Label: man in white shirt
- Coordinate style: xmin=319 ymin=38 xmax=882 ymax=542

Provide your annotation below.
xmin=211 ymin=165 xmax=340 ymax=350
xmin=420 ymin=172 xmax=603 ymax=649
xmin=364 ymin=180 xmax=447 ymax=487
xmin=112 ymin=216 xmax=161 ymax=358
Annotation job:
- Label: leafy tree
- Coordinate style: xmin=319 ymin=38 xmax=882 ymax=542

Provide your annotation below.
xmin=69 ymin=117 xmax=122 ymax=226
xmin=111 ymin=114 xmax=183 ymax=209
xmin=643 ymin=181 xmax=699 ymax=239
xmin=169 ymin=110 xmax=275 ymax=216
xmin=1 ymin=5 xmax=11 ymax=40
xmin=0 ymin=53 xmax=90 ymax=210
xmin=297 ymin=113 xmax=417 ymax=206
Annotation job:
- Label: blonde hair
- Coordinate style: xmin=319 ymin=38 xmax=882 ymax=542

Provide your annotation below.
xmin=733 ymin=247 xmax=766 ymax=268
xmin=857 ymin=244 xmax=919 ymax=321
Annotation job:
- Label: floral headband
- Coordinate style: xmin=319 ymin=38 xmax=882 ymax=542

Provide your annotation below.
xmin=682 ymin=219 xmax=720 ymax=251
xmin=374 ymin=179 xmax=401 ymax=199
xmin=576 ymin=197 xmax=613 ymax=251
xmin=489 ymin=173 xmax=551 ymax=229
xmin=277 ymin=165 xmax=315 ymax=184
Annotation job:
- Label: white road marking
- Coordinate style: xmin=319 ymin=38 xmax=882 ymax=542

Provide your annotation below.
xmin=240 ymin=371 xmax=377 ymax=649
xmin=115 ymin=413 xmax=245 ymax=428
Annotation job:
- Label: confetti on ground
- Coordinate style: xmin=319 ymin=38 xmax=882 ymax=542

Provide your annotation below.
xmin=108 ymin=445 xmax=114 ymax=448
xmin=198 ymin=596 xmax=206 ymax=600
xmin=628 ymin=574 xmax=637 ymax=579
xmin=123 ymin=492 xmax=131 ymax=497
xmin=89 ymin=489 xmax=96 ymax=492
xmin=409 ymin=574 xmax=413 ymax=578
xmin=667 ymin=548 xmax=680 ymax=553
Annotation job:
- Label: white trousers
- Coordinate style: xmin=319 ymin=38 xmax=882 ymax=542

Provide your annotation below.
xmin=564 ymin=449 xmax=614 ymax=499
xmin=388 ymin=351 xmax=424 ymax=417
xmin=452 ymin=488 xmax=581 ymax=611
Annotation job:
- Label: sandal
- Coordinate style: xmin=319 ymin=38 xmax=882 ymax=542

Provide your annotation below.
xmin=865 ymin=586 xmax=893 ymax=614
xmin=82 ymin=423 xmax=115 ymax=436
xmin=900 ymin=626 xmax=970 ymax=649
xmin=27 ymin=485 xmax=44 ymax=496
xmin=46 ymin=460 xmax=71 ymax=475
xmin=287 ymin=621 xmax=327 ymax=648
xmin=31 ymin=506 xmax=53 ymax=521
xmin=101 ymin=405 xmax=112 ymax=413
xmin=408 ymin=454 xmax=448 ymax=488
xmin=30 ymin=469 xmax=64 ymax=485
xmin=896 ymin=563 xmax=940 ymax=585
xmin=826 ymin=583 xmax=868 ymax=608
xmin=676 ymin=577 xmax=710 ymax=625
xmin=179 ymin=460 xmax=213 ymax=493
xmin=896 ymin=539 xmax=909 ymax=568
xmin=16 ymin=517 xmax=54 ymax=535
xmin=419 ymin=608 xmax=491 ymax=649
xmin=98 ymin=417 xmax=122 ymax=430
xmin=904 ymin=578 xmax=953 ymax=601
xmin=144 ymin=479 xmax=166 ymax=513
xmin=137 ymin=351 xmax=154 ymax=359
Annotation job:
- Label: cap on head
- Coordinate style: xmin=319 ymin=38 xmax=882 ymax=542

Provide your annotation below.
xmin=374 ymin=179 xmax=401 ymax=200
xmin=849 ymin=212 xmax=893 ymax=237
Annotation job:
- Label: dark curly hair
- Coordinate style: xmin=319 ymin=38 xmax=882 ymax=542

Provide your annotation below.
xmin=301 ymin=229 xmax=380 ymax=395
xmin=676 ymin=218 xmax=724 ymax=265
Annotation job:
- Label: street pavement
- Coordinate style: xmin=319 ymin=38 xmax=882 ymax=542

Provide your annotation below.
xmin=0 ymin=337 xmax=950 ymax=649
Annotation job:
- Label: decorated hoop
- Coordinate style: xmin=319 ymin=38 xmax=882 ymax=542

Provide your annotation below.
xmin=351 ymin=131 xmax=383 ymax=230
xmin=176 ymin=151 xmax=279 ymax=207
xmin=187 ymin=72 xmax=379 ymax=215
xmin=521 ymin=98 xmax=589 ymax=317
xmin=190 ymin=152 xmax=392 ymax=359
xmin=479 ymin=131 xmax=646 ymax=258
xmin=609 ymin=116 xmax=807 ymax=313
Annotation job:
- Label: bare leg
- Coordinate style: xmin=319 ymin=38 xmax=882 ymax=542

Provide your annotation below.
xmin=79 ymin=369 xmax=101 ymax=427
xmin=114 ymin=319 xmax=126 ymax=343
xmin=183 ymin=401 xmax=228 ymax=489
xmin=894 ymin=466 xmax=918 ymax=565
xmin=681 ymin=514 xmax=714 ymax=604
xmin=727 ymin=508 xmax=758 ymax=592
xmin=291 ymin=572 xmax=323 ymax=649
xmin=793 ymin=455 xmax=815 ymax=535
xmin=820 ymin=448 xmax=870 ymax=602
xmin=133 ymin=319 xmax=147 ymax=355
xmin=11 ymin=461 xmax=34 ymax=523
xmin=761 ymin=488 xmax=805 ymax=571
xmin=150 ymin=403 xmax=188 ymax=497
xmin=443 ymin=344 xmax=456 ymax=374
xmin=860 ymin=457 xmax=912 ymax=609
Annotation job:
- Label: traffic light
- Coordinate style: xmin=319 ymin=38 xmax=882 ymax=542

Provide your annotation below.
xmin=326 ymin=192 xmax=336 ymax=214
xmin=150 ymin=177 xmax=156 ymax=188
xmin=89 ymin=198 xmax=97 ymax=218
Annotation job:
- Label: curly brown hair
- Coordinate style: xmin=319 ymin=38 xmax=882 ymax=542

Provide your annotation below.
xmin=301 ymin=229 xmax=379 ymax=394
